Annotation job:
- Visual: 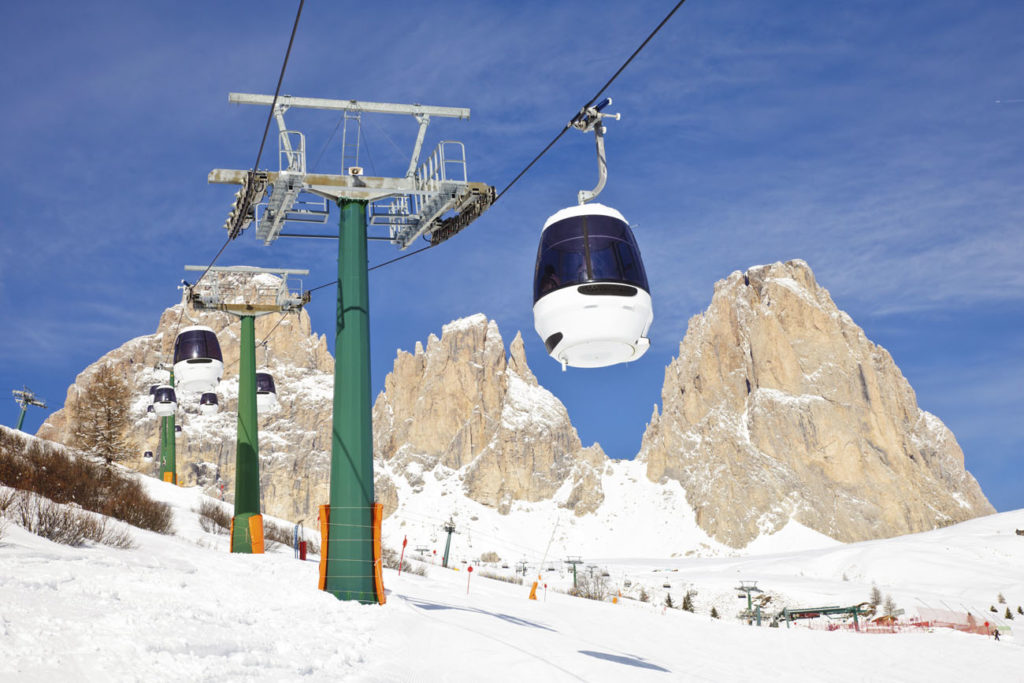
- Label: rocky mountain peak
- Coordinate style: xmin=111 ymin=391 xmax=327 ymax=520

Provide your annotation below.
xmin=638 ymin=259 xmax=994 ymax=547
xmin=373 ymin=314 xmax=606 ymax=515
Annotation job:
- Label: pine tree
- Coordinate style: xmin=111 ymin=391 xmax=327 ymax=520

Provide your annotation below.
xmin=638 ymin=587 xmax=649 ymax=603
xmin=998 ymin=592 xmax=1006 ymax=604
xmin=1005 ymin=607 xmax=1014 ymax=620
xmin=664 ymin=593 xmax=674 ymax=609
xmin=681 ymin=589 xmax=696 ymax=613
xmin=990 ymin=605 xmax=998 ymax=613
xmin=710 ymin=607 xmax=720 ymax=619
xmin=1017 ymin=606 xmax=1022 ymax=616
xmin=70 ymin=363 xmax=137 ymax=466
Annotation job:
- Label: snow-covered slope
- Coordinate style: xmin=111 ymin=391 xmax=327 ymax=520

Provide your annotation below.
xmin=2 ymin=446 xmax=1021 ymax=681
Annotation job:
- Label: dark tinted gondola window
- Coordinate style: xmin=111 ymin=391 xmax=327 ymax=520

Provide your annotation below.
xmin=173 ymin=330 xmax=223 ymax=363
xmin=533 ymin=214 xmax=649 ymax=303
xmin=256 ymin=373 xmax=276 ymax=394
xmin=154 ymin=387 xmax=176 ymax=403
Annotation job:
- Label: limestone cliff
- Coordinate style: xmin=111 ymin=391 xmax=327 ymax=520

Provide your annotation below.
xmin=38 ymin=293 xmax=604 ymax=525
xmin=38 ymin=277 xmax=337 ymax=523
xmin=637 ymin=259 xmax=994 ymax=547
xmin=372 ymin=314 xmax=607 ymax=516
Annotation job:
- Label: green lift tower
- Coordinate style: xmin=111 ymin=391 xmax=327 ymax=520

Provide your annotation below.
xmin=209 ymin=93 xmax=493 ymax=603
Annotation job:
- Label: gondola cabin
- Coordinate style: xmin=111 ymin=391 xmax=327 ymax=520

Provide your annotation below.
xmin=143 ymin=451 xmax=153 ymax=460
xmin=199 ymin=392 xmax=219 ymax=416
xmin=146 ymin=404 xmax=155 ymax=414
xmin=255 ymin=372 xmax=277 ymax=413
xmin=152 ymin=385 xmax=177 ymax=417
xmin=173 ymin=325 xmax=223 ymax=393
xmin=533 ymin=203 xmax=652 ymax=369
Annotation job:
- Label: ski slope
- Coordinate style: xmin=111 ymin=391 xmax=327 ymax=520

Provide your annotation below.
xmin=1 ymin=474 xmax=1022 ymax=682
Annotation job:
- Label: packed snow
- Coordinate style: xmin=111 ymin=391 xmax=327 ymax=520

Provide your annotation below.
xmin=2 ymin=463 xmax=1022 ymax=681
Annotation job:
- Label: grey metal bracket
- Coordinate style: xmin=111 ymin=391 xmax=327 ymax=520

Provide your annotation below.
xmin=183 ymin=265 xmax=310 ymax=317
xmin=212 ymin=93 xmax=493 ymax=249
xmin=569 ymin=98 xmax=621 ymax=205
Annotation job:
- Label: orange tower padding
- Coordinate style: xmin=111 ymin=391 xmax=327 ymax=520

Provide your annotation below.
xmin=229 ymin=517 xmax=235 ymax=553
xmin=318 ymin=504 xmax=330 ymax=591
xmin=248 ymin=514 xmax=265 ymax=554
xmin=372 ymin=503 xmax=387 ymax=605
xmin=162 ymin=472 xmax=174 ymax=484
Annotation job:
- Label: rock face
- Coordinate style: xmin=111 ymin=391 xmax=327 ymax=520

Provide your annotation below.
xmin=637 ymin=260 xmax=994 ymax=548
xmin=372 ymin=314 xmax=607 ymax=516
xmin=38 ymin=288 xmax=604 ymax=524
xmin=38 ymin=273 xmax=338 ymax=523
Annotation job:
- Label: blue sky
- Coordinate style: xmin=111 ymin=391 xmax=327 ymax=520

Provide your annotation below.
xmin=1 ymin=1 xmax=1021 ymax=512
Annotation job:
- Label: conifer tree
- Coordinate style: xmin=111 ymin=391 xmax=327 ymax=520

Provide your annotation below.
xmin=682 ymin=589 xmax=696 ymax=613
xmin=70 ymin=363 xmax=137 ymax=466
xmin=710 ymin=606 xmax=720 ymax=619
xmin=664 ymin=593 xmax=674 ymax=609
xmin=1005 ymin=607 xmax=1014 ymax=620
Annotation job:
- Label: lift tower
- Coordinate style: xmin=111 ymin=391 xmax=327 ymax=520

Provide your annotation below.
xmin=184 ymin=265 xmax=308 ymax=554
xmin=209 ymin=93 xmax=494 ymax=603
xmin=12 ymin=387 xmax=46 ymax=432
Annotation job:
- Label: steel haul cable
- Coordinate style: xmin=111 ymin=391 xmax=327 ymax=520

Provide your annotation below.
xmin=302 ymin=0 xmax=687 ymax=295
xmin=192 ymin=0 xmax=306 ymax=290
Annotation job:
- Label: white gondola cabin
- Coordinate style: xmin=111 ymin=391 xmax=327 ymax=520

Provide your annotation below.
xmin=153 ymin=385 xmax=177 ymax=417
xmin=533 ymin=203 xmax=652 ymax=369
xmin=199 ymin=392 xmax=219 ymax=416
xmin=173 ymin=325 xmax=223 ymax=393
xmin=255 ymin=372 xmax=277 ymax=413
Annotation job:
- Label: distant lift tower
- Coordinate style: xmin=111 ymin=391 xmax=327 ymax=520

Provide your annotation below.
xmin=210 ymin=93 xmax=494 ymax=604
xmin=12 ymin=386 xmax=46 ymax=432
xmin=441 ymin=518 xmax=457 ymax=569
xmin=184 ymin=265 xmax=309 ymax=554
xmin=736 ymin=580 xmax=766 ymax=626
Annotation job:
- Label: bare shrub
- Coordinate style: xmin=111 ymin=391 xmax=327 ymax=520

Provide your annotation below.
xmin=100 ymin=523 xmax=136 ymax=550
xmin=0 ymin=488 xmax=16 ymax=514
xmin=196 ymin=498 xmax=231 ymax=535
xmin=477 ymin=569 xmax=523 ymax=585
xmin=479 ymin=550 xmax=501 ymax=563
xmin=1 ymin=489 xmax=136 ymax=549
xmin=570 ymin=571 xmax=610 ymax=601
xmin=379 ymin=546 xmax=426 ymax=575
xmin=101 ymin=478 xmax=173 ymax=534
xmin=0 ymin=430 xmax=171 ymax=535
xmin=263 ymin=519 xmax=293 ymax=550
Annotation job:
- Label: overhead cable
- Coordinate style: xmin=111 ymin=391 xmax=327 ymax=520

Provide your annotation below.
xmin=194 ymin=0 xmax=306 ymax=289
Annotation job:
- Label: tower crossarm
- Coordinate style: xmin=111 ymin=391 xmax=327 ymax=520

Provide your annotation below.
xmin=212 ymin=94 xmax=493 ymax=249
